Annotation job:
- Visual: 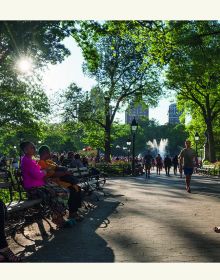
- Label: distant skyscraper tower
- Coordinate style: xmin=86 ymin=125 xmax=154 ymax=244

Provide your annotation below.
xmin=125 ymin=103 xmax=149 ymax=124
xmin=168 ymin=103 xmax=181 ymax=124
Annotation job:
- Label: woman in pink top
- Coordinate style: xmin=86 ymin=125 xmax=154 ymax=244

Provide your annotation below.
xmin=20 ymin=143 xmax=46 ymax=190
xmin=20 ymin=141 xmax=68 ymax=227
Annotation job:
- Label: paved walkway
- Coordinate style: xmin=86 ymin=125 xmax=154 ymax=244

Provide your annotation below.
xmin=12 ymin=170 xmax=220 ymax=262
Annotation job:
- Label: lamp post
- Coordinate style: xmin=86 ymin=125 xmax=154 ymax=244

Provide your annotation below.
xmin=194 ymin=132 xmax=199 ymax=156
xmin=131 ymin=117 xmax=138 ymax=175
xmin=126 ymin=139 xmax=131 ymax=162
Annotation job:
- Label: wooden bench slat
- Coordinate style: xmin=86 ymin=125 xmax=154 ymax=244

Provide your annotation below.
xmin=7 ymin=199 xmax=42 ymax=212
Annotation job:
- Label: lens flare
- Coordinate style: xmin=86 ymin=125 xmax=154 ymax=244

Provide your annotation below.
xmin=16 ymin=57 xmax=33 ymax=73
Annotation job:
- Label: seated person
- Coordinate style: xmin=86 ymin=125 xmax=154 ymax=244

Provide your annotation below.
xmin=82 ymin=156 xmax=89 ymax=168
xmin=62 ymin=151 xmax=75 ymax=167
xmin=20 ymin=141 xmax=68 ymax=227
xmin=38 ymin=145 xmax=82 ymax=221
xmin=51 ymin=153 xmax=59 ymax=165
xmin=70 ymin=153 xmax=84 ymax=168
xmin=0 ymin=200 xmax=22 ymax=262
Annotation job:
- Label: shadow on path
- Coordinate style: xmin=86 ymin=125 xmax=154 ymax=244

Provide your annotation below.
xmin=127 ymin=174 xmax=220 ymax=200
xmin=21 ymin=197 xmax=120 ymax=262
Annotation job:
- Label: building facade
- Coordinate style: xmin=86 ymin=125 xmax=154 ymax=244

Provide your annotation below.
xmin=125 ymin=103 xmax=149 ymax=124
xmin=168 ymin=103 xmax=181 ymax=124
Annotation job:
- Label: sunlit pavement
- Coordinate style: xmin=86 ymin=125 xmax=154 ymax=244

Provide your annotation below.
xmin=26 ymin=170 xmax=220 ymax=262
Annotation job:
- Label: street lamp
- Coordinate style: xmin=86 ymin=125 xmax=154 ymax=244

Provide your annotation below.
xmin=126 ymin=139 xmax=131 ymax=162
xmin=194 ymin=132 xmax=199 ymax=155
xmin=131 ymin=117 xmax=138 ymax=175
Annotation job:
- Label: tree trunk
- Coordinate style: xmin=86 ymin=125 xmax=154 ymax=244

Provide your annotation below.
xmin=206 ymin=117 xmax=216 ymax=162
xmin=104 ymin=97 xmax=112 ymax=163
xmin=104 ymin=124 xmax=111 ymax=162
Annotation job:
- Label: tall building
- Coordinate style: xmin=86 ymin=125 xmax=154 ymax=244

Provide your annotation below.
xmin=168 ymin=103 xmax=181 ymax=124
xmin=125 ymin=103 xmax=149 ymax=124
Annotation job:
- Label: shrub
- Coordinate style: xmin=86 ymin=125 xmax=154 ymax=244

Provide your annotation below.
xmin=94 ymin=162 xmax=131 ymax=176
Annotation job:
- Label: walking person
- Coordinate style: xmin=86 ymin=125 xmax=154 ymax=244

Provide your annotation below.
xmin=155 ymin=154 xmax=163 ymax=175
xmin=143 ymin=150 xmax=153 ymax=179
xmin=172 ymin=155 xmax=179 ymax=175
xmin=151 ymin=158 xmax=155 ymax=171
xmin=179 ymin=140 xmax=197 ymax=193
xmin=178 ymin=156 xmax=183 ymax=178
xmin=164 ymin=155 xmax=172 ymax=176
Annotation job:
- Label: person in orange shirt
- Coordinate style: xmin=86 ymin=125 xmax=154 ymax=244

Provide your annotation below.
xmin=38 ymin=145 xmax=82 ymax=221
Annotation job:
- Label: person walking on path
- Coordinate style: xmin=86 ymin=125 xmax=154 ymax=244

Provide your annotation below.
xmin=155 ymin=154 xmax=163 ymax=175
xmin=172 ymin=155 xmax=179 ymax=175
xmin=179 ymin=140 xmax=196 ymax=193
xmin=143 ymin=150 xmax=153 ymax=179
xmin=164 ymin=155 xmax=172 ymax=176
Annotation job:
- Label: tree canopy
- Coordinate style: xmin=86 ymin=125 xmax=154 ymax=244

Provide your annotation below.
xmin=164 ymin=21 xmax=220 ymax=161
xmin=0 ymin=21 xmax=71 ymax=136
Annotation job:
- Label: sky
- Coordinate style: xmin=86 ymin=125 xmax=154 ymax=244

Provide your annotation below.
xmin=42 ymin=37 xmax=175 ymax=125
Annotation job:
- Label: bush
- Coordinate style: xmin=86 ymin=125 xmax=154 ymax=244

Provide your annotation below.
xmin=94 ymin=162 xmax=131 ymax=176
xmin=203 ymin=160 xmax=212 ymax=165
xmin=0 ymin=189 xmax=24 ymax=204
xmin=214 ymin=161 xmax=220 ymax=169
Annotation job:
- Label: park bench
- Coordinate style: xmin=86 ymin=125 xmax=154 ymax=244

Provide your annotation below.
xmin=0 ymin=163 xmax=107 ymax=242
xmin=68 ymin=166 xmax=107 ymax=199
xmin=0 ymin=168 xmax=50 ymax=238
xmin=197 ymin=164 xmax=220 ymax=177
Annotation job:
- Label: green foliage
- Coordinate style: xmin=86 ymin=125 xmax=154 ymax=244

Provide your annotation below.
xmin=164 ymin=21 xmax=220 ymax=161
xmin=0 ymin=21 xmax=71 ymax=68
xmin=0 ymin=80 xmax=50 ymax=129
xmin=214 ymin=161 xmax=220 ymax=168
xmin=111 ymin=117 xmax=188 ymax=156
xmin=94 ymin=162 xmax=131 ymax=176
xmin=0 ymin=189 xmax=24 ymax=204
xmin=0 ymin=21 xmax=72 ymax=154
xmin=42 ymin=123 xmax=78 ymax=152
xmin=63 ymin=22 xmax=164 ymax=161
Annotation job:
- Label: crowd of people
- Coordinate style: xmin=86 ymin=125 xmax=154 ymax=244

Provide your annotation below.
xmin=0 ymin=142 xmax=93 ymax=262
xmin=0 ymin=139 xmax=218 ymax=262
xmin=143 ymin=140 xmax=198 ymax=193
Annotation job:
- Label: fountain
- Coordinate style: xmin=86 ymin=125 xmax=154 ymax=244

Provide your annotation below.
xmin=146 ymin=139 xmax=169 ymax=158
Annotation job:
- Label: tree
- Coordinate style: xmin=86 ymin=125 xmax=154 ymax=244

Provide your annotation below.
xmin=0 ymin=21 xmax=71 ymax=131
xmin=63 ymin=29 xmax=163 ymax=162
xmin=165 ymin=21 xmax=220 ymax=162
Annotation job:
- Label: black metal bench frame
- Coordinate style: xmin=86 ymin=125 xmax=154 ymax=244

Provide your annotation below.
xmin=0 ymin=168 xmax=56 ymax=242
xmin=68 ymin=166 xmax=107 ymax=199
